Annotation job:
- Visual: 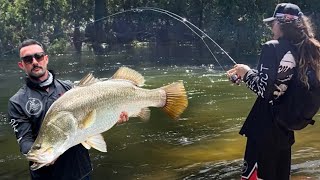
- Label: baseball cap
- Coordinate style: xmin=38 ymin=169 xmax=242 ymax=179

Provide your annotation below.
xmin=263 ymin=3 xmax=303 ymax=22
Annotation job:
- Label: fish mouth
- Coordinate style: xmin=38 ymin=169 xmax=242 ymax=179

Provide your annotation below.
xmin=27 ymin=154 xmax=50 ymax=171
xmin=30 ymin=162 xmax=47 ymax=171
xmin=26 ymin=148 xmax=55 ymax=170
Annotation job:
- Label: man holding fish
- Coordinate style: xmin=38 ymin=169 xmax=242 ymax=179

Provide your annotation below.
xmin=7 ymin=39 xmax=188 ymax=179
xmin=7 ymin=39 xmax=129 ymax=180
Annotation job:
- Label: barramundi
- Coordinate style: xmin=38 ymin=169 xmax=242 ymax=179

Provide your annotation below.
xmin=26 ymin=67 xmax=188 ymax=170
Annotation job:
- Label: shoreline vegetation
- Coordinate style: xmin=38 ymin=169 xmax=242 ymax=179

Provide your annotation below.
xmin=0 ymin=1 xmax=319 ymax=59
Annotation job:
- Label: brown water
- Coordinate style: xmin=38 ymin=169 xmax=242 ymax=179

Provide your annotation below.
xmin=0 ymin=55 xmax=320 ymax=179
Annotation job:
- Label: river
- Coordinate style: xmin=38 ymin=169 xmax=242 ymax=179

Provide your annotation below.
xmin=0 ymin=50 xmax=319 ymax=179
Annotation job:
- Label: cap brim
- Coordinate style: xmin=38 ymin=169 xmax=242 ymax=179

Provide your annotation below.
xmin=263 ymin=17 xmax=275 ymax=22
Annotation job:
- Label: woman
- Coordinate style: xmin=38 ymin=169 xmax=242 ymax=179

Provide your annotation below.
xmin=227 ymin=3 xmax=320 ymax=180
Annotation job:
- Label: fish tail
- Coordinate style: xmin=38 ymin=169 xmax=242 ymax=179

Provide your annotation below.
xmin=161 ymin=81 xmax=188 ymax=120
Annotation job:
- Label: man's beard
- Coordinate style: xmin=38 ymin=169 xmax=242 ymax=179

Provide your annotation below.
xmin=29 ymin=66 xmax=46 ymax=80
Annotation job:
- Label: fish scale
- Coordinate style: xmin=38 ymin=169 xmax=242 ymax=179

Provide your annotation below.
xmin=27 ymin=67 xmax=188 ymax=170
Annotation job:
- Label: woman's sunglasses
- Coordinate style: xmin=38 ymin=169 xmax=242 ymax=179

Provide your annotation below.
xmin=21 ymin=52 xmax=45 ymax=64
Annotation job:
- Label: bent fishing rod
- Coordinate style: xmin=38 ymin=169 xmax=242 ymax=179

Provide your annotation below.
xmin=3 ymin=7 xmax=240 ymax=82
xmin=132 ymin=7 xmax=240 ymax=83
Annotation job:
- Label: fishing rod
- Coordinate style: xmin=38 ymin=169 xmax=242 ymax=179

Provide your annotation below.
xmin=132 ymin=7 xmax=240 ymax=83
xmin=80 ymin=6 xmax=236 ymax=73
xmin=3 ymin=7 xmax=240 ymax=82
xmin=133 ymin=8 xmax=226 ymax=70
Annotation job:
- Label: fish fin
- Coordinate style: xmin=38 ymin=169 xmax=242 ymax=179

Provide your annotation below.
xmin=78 ymin=73 xmax=100 ymax=86
xmin=111 ymin=67 xmax=145 ymax=87
xmin=86 ymin=134 xmax=107 ymax=152
xmin=81 ymin=142 xmax=91 ymax=150
xmin=79 ymin=110 xmax=96 ymax=129
xmin=161 ymin=81 xmax=188 ymax=120
xmin=138 ymin=108 xmax=151 ymax=121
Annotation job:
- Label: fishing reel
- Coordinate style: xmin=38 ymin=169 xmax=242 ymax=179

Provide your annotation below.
xmin=229 ymin=74 xmax=241 ymax=85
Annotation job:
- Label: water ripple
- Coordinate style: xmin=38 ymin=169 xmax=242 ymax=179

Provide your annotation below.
xmin=179 ymin=159 xmax=242 ymax=180
xmin=292 ymin=160 xmax=320 ymax=176
xmin=293 ymin=147 xmax=320 ymax=159
xmin=0 ymin=154 xmax=24 ymax=163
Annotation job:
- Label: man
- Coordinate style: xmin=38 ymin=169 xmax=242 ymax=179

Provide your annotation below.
xmin=227 ymin=3 xmax=320 ymax=180
xmin=8 ymin=39 xmax=128 ymax=180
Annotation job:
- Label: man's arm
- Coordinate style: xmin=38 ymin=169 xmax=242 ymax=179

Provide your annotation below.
xmin=8 ymin=101 xmax=34 ymax=155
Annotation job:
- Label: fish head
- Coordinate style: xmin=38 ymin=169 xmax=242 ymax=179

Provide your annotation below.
xmin=27 ymin=111 xmax=77 ymax=170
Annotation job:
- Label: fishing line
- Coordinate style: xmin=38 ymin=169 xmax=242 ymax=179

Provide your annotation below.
xmin=135 ymin=7 xmax=238 ymax=65
xmin=79 ymin=7 xmax=237 ymax=71
xmin=0 ymin=10 xmax=136 ymax=56
xmin=130 ymin=7 xmax=226 ymax=72
xmin=131 ymin=7 xmax=239 ymax=82
xmin=4 ymin=7 xmax=240 ymax=81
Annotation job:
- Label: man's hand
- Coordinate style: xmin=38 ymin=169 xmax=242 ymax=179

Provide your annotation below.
xmin=117 ymin=111 xmax=129 ymax=124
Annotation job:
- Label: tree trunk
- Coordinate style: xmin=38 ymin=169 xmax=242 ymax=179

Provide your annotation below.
xmin=71 ymin=0 xmax=82 ymax=53
xmin=73 ymin=22 xmax=82 ymax=54
xmin=93 ymin=0 xmax=107 ymax=55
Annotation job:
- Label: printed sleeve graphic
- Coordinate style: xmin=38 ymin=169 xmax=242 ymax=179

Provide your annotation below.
xmin=243 ymin=42 xmax=296 ymax=101
xmin=245 ymin=64 xmax=269 ymax=98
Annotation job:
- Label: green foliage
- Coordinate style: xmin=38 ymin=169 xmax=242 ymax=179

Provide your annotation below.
xmin=47 ymin=38 xmax=68 ymax=54
xmin=0 ymin=0 xmax=319 ymax=58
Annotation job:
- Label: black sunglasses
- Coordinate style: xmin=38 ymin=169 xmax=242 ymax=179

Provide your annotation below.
xmin=21 ymin=52 xmax=45 ymax=64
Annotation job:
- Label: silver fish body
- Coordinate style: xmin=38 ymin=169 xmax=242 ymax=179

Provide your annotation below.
xmin=27 ymin=67 xmax=188 ymax=170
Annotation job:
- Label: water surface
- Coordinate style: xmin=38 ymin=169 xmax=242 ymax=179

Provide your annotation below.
xmin=0 ymin=54 xmax=319 ymax=179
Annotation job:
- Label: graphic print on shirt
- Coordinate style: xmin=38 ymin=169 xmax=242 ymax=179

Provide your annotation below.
xmin=9 ymin=119 xmax=18 ymax=132
xmin=25 ymin=97 xmax=43 ymax=115
xmin=246 ymin=64 xmax=269 ymax=98
xmin=242 ymin=160 xmax=248 ymax=174
xmin=273 ymin=51 xmax=296 ymax=99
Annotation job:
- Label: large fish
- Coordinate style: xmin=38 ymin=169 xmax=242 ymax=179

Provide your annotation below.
xmin=26 ymin=67 xmax=188 ymax=170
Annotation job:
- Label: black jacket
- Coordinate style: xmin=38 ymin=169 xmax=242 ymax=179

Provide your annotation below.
xmin=8 ymin=74 xmax=92 ymax=180
xmin=240 ymin=38 xmax=297 ymax=148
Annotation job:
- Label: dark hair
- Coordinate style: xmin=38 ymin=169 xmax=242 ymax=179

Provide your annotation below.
xmin=18 ymin=39 xmax=45 ymax=52
xmin=280 ymin=16 xmax=320 ymax=88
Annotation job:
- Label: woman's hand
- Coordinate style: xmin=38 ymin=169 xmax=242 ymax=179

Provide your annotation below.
xmin=227 ymin=64 xmax=251 ymax=80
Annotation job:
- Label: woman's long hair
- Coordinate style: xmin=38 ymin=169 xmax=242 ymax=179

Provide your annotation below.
xmin=280 ymin=16 xmax=320 ymax=88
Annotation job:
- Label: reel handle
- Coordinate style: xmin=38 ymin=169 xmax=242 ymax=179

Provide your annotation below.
xmin=230 ymin=74 xmax=241 ymax=84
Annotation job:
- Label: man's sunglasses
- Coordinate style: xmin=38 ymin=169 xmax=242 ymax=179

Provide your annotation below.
xmin=21 ymin=52 xmax=45 ymax=64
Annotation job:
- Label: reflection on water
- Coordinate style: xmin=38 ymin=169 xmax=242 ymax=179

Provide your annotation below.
xmin=0 ymin=55 xmax=320 ymax=179
xmin=180 ymin=160 xmax=243 ymax=180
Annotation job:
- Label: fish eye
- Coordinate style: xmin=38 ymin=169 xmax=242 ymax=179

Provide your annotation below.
xmin=33 ymin=144 xmax=41 ymax=150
